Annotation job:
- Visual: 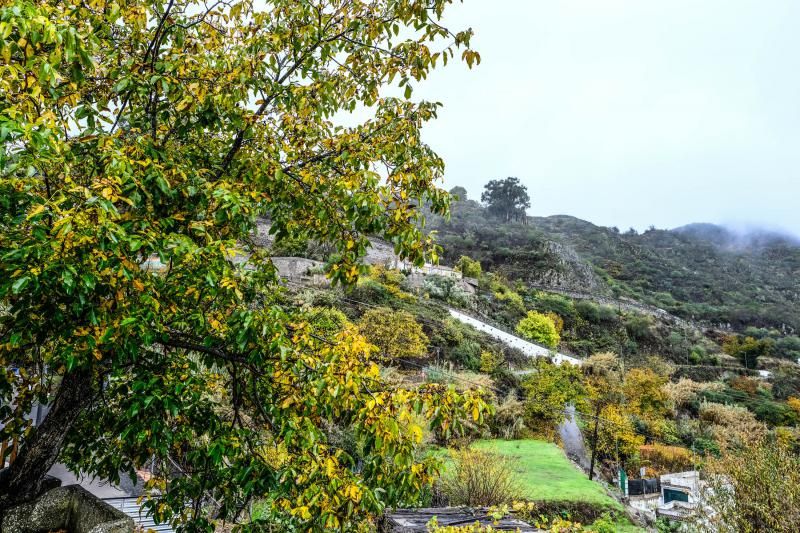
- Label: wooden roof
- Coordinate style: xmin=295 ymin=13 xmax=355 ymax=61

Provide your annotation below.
xmin=382 ymin=507 xmax=539 ymax=532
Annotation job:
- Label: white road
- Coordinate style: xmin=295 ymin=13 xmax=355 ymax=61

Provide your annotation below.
xmin=447 ymin=308 xmax=582 ymax=366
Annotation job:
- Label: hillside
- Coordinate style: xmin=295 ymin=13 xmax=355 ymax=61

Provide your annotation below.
xmin=426 ymin=198 xmax=800 ymax=333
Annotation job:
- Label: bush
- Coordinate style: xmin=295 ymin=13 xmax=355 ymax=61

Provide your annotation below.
xmin=516 ymin=311 xmax=560 ymax=348
xmin=699 ymin=439 xmax=800 ymax=533
xmin=307 ymin=306 xmax=350 ymax=336
xmin=358 ymin=306 xmax=428 ymax=361
xmin=512 ymin=501 xmax=621 ymax=528
xmin=624 ymin=314 xmax=653 ymax=340
xmin=575 ymin=300 xmax=600 ymax=322
xmin=532 ymin=292 xmax=577 ymax=320
xmin=424 ymin=275 xmax=473 ymax=307
xmin=451 ymin=339 xmax=482 ymax=370
xmin=455 ymin=255 xmax=482 ymax=278
xmin=639 ymin=444 xmax=694 ymax=475
xmin=488 ymin=393 xmax=527 ymax=440
xmin=480 ymin=350 xmax=504 ymax=374
xmin=438 ymin=449 xmax=521 ymax=506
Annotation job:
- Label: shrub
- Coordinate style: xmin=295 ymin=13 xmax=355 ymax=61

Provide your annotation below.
xmin=663 ymin=378 xmax=724 ymax=410
xmin=424 ymin=363 xmax=495 ymax=393
xmin=698 ymin=438 xmax=800 ymax=533
xmin=489 ymin=393 xmax=526 ymax=440
xmin=698 ymin=401 xmax=766 ymax=449
xmin=545 ymin=312 xmax=564 ymax=334
xmin=532 ymin=292 xmax=577 ymax=320
xmin=575 ymin=300 xmax=600 ymax=322
xmin=494 ymin=288 xmax=525 ymax=313
xmin=424 ymin=275 xmax=473 ymax=306
xmin=358 ymin=307 xmax=428 ymax=361
xmin=455 ymin=255 xmax=482 ymax=278
xmin=729 ymin=376 xmax=759 ymax=396
xmin=480 ymin=350 xmax=504 ymax=374
xmin=516 ymin=311 xmax=560 ymax=348
xmin=438 ymin=448 xmax=521 ymax=506
xmin=595 ymin=305 xmax=618 ymax=324
xmin=639 ymin=444 xmax=694 ymax=475
xmin=451 ymin=339 xmax=482 ymax=370
xmin=587 ymin=512 xmax=618 ymax=533
xmin=512 ymin=501 xmax=621 ymax=529
xmin=370 ymin=264 xmax=405 ymax=287
xmin=624 ymin=314 xmax=653 ymax=340
xmin=788 ymin=397 xmax=800 ymax=416
xmin=307 ymin=306 xmax=350 ymax=336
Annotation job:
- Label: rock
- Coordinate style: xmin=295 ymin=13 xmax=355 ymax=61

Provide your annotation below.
xmin=2 ymin=485 xmax=134 ymax=533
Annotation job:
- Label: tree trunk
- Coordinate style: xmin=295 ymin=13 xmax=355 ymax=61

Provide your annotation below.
xmin=0 ymin=368 xmax=92 ymax=510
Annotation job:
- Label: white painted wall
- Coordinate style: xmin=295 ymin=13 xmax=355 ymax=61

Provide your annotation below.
xmin=447 ymin=308 xmax=582 ymax=366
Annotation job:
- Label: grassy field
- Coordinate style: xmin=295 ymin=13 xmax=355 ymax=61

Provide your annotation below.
xmin=470 ymin=439 xmax=643 ymax=532
xmin=471 ymin=439 xmax=621 ymax=507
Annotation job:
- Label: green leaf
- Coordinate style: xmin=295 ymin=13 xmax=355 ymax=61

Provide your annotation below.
xmin=11 ymin=276 xmax=30 ymax=294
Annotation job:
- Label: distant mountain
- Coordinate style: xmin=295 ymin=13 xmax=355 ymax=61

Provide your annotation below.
xmin=425 ymin=200 xmax=800 ymax=332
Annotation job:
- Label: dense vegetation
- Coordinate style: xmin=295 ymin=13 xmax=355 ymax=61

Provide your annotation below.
xmin=292 ymin=260 xmax=800 ymax=531
xmin=427 ymin=193 xmax=800 ymax=333
xmin=0 ymin=1 xmax=486 ymax=530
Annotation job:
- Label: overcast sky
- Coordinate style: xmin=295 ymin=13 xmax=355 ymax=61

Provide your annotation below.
xmin=411 ymin=0 xmax=800 ymax=234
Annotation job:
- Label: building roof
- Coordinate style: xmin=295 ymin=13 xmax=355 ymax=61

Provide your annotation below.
xmin=383 ymin=507 xmax=539 ymax=532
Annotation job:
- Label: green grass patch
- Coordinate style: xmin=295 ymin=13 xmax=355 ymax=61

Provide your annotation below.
xmin=471 ymin=439 xmax=621 ymax=508
xmin=469 ymin=440 xmax=644 ymax=531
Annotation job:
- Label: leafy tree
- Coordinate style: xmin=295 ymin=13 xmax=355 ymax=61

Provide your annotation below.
xmin=723 ymin=335 xmax=774 ymax=369
xmin=307 ymin=307 xmax=351 ymax=337
xmin=480 ymin=177 xmax=530 ymax=223
xmin=455 ymin=255 xmax=482 ymax=278
xmin=522 ymin=361 xmax=586 ymax=437
xmin=449 ymin=186 xmax=468 ymax=201
xmin=0 ymin=0 xmax=486 ymax=528
xmin=358 ymin=307 xmax=429 ymax=361
xmin=698 ymin=438 xmax=800 ymax=533
xmin=516 ymin=311 xmax=560 ymax=348
xmin=622 ymin=368 xmax=670 ymax=421
xmin=581 ymin=353 xmax=626 ymax=478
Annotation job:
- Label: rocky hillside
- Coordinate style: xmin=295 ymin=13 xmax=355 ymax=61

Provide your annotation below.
xmin=425 ymin=199 xmax=800 ymax=333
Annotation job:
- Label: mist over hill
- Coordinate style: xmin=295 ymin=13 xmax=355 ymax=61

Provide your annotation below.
xmin=673 ymin=223 xmax=800 ymax=252
xmin=425 ymin=198 xmax=800 ymax=333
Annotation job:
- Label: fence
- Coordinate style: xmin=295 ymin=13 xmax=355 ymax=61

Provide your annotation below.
xmin=628 ymin=478 xmax=661 ymax=496
xmin=0 ymin=437 xmax=19 ymax=467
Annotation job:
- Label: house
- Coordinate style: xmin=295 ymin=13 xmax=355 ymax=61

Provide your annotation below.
xmin=628 ymin=470 xmax=709 ymax=525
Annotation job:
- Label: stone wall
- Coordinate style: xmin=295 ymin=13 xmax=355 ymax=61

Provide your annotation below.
xmin=2 ymin=485 xmax=134 ymax=533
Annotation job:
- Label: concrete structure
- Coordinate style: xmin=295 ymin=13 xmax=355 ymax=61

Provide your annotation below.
xmin=391 ymin=259 xmax=462 ymax=280
xmin=1 ymin=485 xmax=134 ymax=533
xmin=446 ymin=308 xmax=582 ymax=366
xmin=629 ymin=470 xmax=708 ymax=524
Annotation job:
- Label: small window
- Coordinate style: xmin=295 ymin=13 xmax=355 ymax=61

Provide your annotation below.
xmin=664 ymin=488 xmax=689 ymax=503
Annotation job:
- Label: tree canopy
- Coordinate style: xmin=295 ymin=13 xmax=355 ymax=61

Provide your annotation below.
xmin=0 ymin=0 xmax=488 ymax=529
xmin=516 ymin=311 xmax=560 ymax=348
xmin=358 ymin=307 xmax=429 ymax=361
xmin=480 ymin=177 xmax=530 ymax=223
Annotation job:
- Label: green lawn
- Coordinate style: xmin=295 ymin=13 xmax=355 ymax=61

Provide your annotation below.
xmin=471 ymin=439 xmax=622 ymax=508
